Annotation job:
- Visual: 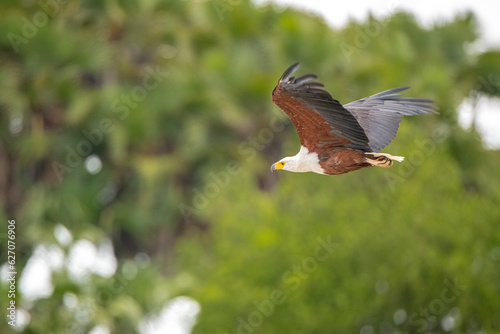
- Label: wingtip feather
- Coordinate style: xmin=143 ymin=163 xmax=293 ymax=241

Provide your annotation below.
xmin=279 ymin=62 xmax=301 ymax=83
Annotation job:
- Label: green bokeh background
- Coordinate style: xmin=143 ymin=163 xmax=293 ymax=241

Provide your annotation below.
xmin=0 ymin=0 xmax=499 ymax=333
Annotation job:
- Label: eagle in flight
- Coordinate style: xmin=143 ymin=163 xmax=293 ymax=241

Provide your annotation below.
xmin=270 ymin=63 xmax=437 ymax=175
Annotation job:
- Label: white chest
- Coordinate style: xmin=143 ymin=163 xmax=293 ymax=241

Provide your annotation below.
xmin=293 ymin=146 xmax=326 ymax=174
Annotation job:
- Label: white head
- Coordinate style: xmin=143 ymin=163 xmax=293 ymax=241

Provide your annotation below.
xmin=270 ymin=146 xmax=325 ymax=174
xmin=270 ymin=156 xmax=299 ymax=172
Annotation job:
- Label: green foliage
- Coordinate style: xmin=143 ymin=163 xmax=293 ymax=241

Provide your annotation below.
xmin=178 ymin=140 xmax=500 ymax=333
xmin=0 ymin=0 xmax=499 ymax=333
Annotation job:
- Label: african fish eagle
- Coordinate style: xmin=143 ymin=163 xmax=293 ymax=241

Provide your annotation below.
xmin=270 ymin=62 xmax=438 ymax=175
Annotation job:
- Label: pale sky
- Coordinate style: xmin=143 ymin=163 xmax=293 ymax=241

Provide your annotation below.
xmin=255 ymin=0 xmax=500 ymax=48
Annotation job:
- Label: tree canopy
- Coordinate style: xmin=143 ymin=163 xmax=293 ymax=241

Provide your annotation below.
xmin=0 ymin=0 xmax=499 ymax=333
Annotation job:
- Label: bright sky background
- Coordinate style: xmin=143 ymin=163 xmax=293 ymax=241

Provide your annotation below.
xmin=255 ymin=0 xmax=500 ymax=48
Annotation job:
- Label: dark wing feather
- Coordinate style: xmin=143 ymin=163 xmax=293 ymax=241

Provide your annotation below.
xmin=272 ymin=63 xmax=370 ymax=151
xmin=344 ymin=87 xmax=438 ymax=152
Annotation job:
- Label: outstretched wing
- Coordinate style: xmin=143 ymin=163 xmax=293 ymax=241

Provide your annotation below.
xmin=272 ymin=62 xmax=370 ymax=151
xmin=344 ymin=87 xmax=438 ymax=152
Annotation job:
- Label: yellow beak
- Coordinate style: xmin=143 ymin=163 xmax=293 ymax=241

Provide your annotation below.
xmin=270 ymin=162 xmax=284 ymax=172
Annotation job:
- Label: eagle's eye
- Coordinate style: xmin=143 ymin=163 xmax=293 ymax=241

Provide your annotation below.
xmin=280 ymin=162 xmax=285 ymax=166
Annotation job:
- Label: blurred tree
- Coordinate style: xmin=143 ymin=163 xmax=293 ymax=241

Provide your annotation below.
xmin=0 ymin=0 xmax=499 ymax=333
